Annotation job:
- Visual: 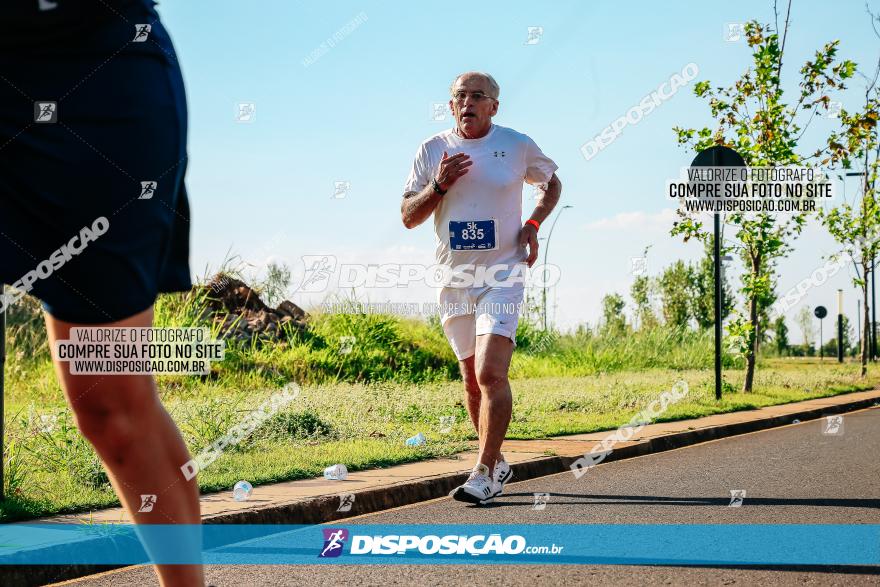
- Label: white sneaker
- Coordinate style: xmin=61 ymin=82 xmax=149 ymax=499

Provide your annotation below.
xmin=491 ymin=459 xmax=512 ymax=497
xmin=451 ymin=464 xmax=494 ymax=504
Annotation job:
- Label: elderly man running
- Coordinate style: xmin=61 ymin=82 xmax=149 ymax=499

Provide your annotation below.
xmin=401 ymin=72 xmax=562 ymax=504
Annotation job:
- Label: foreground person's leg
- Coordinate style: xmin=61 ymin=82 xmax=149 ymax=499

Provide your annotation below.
xmin=45 ymin=306 xmax=204 ymax=587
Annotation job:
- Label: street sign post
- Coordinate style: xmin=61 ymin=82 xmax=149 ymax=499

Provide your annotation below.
xmin=815 ymin=305 xmax=828 ymax=360
xmin=689 ymin=146 xmax=745 ymax=400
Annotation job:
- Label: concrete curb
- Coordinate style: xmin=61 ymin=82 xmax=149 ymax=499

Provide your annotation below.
xmin=267 ymin=393 xmax=879 ymax=526
xmin=14 ymin=391 xmax=880 ymax=587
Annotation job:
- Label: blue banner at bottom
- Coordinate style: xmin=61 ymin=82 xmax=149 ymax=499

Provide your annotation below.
xmin=0 ymin=524 xmax=877 ymax=565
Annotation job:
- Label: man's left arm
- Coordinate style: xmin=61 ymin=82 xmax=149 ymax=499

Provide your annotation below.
xmin=520 ymin=173 xmax=562 ymax=267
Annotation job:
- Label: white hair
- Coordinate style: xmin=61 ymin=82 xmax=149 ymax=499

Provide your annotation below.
xmin=450 ymin=71 xmax=500 ymax=99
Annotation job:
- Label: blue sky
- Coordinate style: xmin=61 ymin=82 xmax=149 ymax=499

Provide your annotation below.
xmin=157 ymin=0 xmax=878 ymax=339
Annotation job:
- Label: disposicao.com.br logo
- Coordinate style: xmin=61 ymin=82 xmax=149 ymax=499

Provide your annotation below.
xmin=318 ymin=528 xmax=563 ymax=557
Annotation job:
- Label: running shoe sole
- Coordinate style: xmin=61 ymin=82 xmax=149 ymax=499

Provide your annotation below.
xmin=450 ymin=485 xmax=494 ymax=505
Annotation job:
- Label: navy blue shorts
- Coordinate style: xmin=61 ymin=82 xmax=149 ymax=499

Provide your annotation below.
xmin=0 ymin=1 xmax=191 ymax=324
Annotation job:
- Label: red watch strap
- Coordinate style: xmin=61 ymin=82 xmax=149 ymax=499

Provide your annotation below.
xmin=526 ymin=219 xmax=540 ymax=231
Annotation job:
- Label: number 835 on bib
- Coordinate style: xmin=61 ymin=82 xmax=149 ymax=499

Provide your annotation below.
xmin=448 ymin=219 xmax=498 ymax=251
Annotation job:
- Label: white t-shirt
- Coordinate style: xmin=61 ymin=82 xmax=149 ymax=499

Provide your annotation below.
xmin=403 ymin=124 xmax=558 ymax=283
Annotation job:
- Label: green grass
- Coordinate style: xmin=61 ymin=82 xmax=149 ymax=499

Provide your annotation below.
xmin=3 ymin=357 xmax=875 ymax=523
xmin=510 ymin=322 xmax=724 ymax=378
xmin=1 ymin=290 xmax=877 ymax=522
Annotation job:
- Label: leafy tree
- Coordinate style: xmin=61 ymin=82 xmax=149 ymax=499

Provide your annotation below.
xmin=600 ymin=293 xmax=627 ymax=334
xmin=822 ymin=317 xmax=853 ymax=358
xmin=652 ymin=252 xmax=734 ymax=332
xmin=773 ymin=314 xmax=789 ymax=355
xmin=657 ymin=261 xmax=693 ymax=329
xmin=818 ymin=7 xmax=880 ymax=376
xmin=758 ymin=284 xmax=779 ymax=345
xmin=821 ymin=337 xmax=838 ymax=358
xmin=671 ymin=9 xmax=856 ymax=391
xmin=840 ymin=314 xmax=854 ymax=354
xmin=630 ymin=274 xmax=658 ymax=330
xmin=795 ymin=306 xmax=815 ymax=350
xmin=691 ymin=244 xmax=735 ymax=329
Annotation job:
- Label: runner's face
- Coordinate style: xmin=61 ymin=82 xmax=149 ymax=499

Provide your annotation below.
xmin=449 ymin=76 xmax=498 ymax=138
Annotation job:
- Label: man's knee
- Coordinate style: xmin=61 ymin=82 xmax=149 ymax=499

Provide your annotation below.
xmin=475 ymin=363 xmax=509 ymax=391
xmin=69 ymin=378 xmax=158 ymax=454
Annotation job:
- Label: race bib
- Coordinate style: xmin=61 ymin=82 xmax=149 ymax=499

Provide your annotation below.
xmin=449 ymin=219 xmax=497 ymax=251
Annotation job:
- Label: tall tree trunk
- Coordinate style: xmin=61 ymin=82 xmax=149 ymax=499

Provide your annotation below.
xmin=861 ymin=262 xmax=870 ymax=377
xmin=743 ymin=254 xmax=761 ymax=393
xmin=743 ymin=293 xmax=759 ymax=392
xmin=743 ymin=258 xmax=760 ymax=393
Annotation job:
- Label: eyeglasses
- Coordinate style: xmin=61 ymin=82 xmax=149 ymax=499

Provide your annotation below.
xmin=452 ymin=90 xmax=497 ymax=103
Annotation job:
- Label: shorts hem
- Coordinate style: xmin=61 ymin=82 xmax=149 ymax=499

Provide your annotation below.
xmin=476 ymin=327 xmax=517 ymax=342
xmin=42 ymin=294 xmax=158 ymax=325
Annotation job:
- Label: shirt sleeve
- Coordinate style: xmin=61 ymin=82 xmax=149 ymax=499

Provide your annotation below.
xmin=403 ymin=142 xmax=432 ymax=194
xmin=523 ymin=137 xmax=558 ymax=186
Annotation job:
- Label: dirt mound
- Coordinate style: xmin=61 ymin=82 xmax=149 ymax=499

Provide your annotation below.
xmin=198 ymin=274 xmax=308 ymax=342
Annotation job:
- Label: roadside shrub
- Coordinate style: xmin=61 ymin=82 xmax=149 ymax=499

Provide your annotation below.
xmin=257 ymin=410 xmax=335 ymax=441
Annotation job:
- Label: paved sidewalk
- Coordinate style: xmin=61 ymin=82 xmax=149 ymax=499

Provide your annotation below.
xmin=35 ymin=388 xmax=880 ymax=526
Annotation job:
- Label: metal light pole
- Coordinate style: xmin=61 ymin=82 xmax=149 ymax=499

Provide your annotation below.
xmin=871 ymin=257 xmax=877 ymax=361
xmin=837 ymin=289 xmax=844 ymax=363
xmin=713 ymin=212 xmax=722 ymax=398
xmin=541 ymin=205 xmax=573 ymax=331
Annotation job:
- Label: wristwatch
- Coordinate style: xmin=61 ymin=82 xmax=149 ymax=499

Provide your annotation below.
xmin=432 ymin=177 xmax=447 ymax=196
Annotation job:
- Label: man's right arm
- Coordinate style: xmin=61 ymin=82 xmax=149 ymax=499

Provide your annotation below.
xmin=401 ymin=185 xmax=442 ymax=229
xmin=400 ymin=151 xmax=472 ymax=229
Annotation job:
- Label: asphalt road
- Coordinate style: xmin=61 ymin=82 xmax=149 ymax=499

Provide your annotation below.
xmin=55 ymin=407 xmax=880 ymax=586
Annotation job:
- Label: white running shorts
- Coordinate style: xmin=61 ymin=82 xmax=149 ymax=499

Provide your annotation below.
xmin=440 ymin=284 xmax=524 ymax=360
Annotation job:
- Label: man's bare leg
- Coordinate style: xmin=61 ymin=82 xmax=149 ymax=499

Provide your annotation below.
xmin=459 ymin=355 xmax=506 ymax=465
xmin=458 ymin=356 xmax=481 ymax=435
xmin=45 ymin=306 xmax=204 ymax=587
xmin=474 ymin=334 xmax=514 ymax=470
